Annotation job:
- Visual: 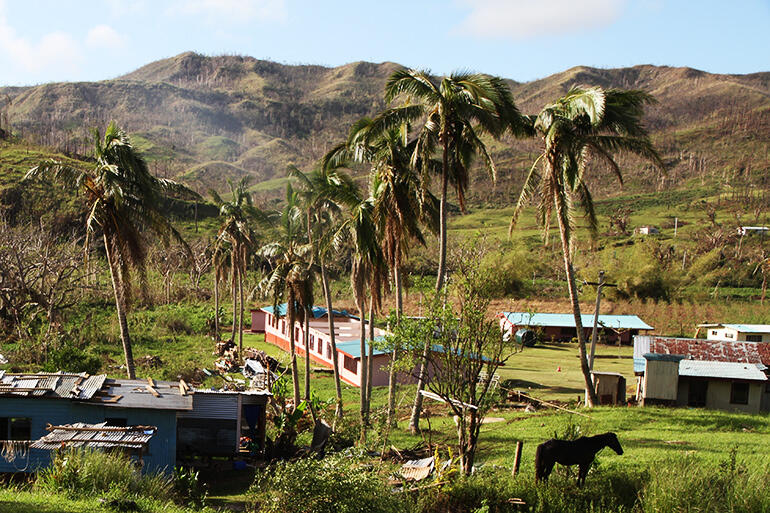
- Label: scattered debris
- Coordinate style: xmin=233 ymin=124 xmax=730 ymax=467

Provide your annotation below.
xmin=309 ymin=420 xmax=332 ymax=454
xmin=0 ymin=354 xmax=7 ymax=365
xmin=384 ymin=444 xmax=433 ymax=463
xmin=137 ymin=355 xmax=162 ymax=369
xmin=400 ymin=456 xmax=435 ymax=482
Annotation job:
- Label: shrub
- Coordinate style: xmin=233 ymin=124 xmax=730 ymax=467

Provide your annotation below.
xmin=36 ymin=448 xmax=173 ymax=500
xmin=248 ymin=455 xmax=404 ymax=513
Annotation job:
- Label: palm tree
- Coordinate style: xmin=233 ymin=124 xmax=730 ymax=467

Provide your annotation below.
xmin=334 ymin=194 xmax=384 ymax=434
xmin=259 ymin=185 xmax=314 ymax=408
xmin=25 ymin=122 xmax=197 ymax=379
xmin=510 ymin=87 xmax=664 ymax=406
xmin=374 ymin=69 xmax=527 ymax=433
xmin=211 ymin=240 xmax=232 ymax=343
xmin=325 ymin=118 xmax=438 ymax=426
xmin=210 ymin=177 xmax=267 ymax=361
xmin=288 ymin=164 xmax=359 ymax=419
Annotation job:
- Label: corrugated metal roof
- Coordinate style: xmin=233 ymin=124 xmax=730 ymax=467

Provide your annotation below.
xmin=638 ymin=336 xmax=770 ymax=367
xmin=97 ymin=379 xmax=193 ymax=411
xmin=0 ymin=373 xmax=106 ymax=400
xmin=721 ymin=324 xmax=770 ymax=333
xmin=679 ymin=360 xmax=768 ymax=381
xmin=260 ymin=303 xmax=356 ymax=319
xmin=335 ymin=337 xmax=388 ymax=359
xmin=30 ymin=422 xmax=156 ymax=450
xmin=501 ymin=312 xmax=654 ymax=331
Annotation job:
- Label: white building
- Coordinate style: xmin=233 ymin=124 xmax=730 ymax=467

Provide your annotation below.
xmin=698 ymin=324 xmax=770 ymax=343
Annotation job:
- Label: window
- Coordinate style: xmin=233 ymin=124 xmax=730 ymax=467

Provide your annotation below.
xmin=711 ymin=330 xmax=719 ymax=336
xmin=326 ymin=343 xmax=332 ymax=360
xmin=343 ymin=355 xmax=357 ymax=374
xmin=0 ymin=417 xmax=31 ymax=441
xmin=730 ymin=382 xmax=749 ymax=405
xmin=309 ymin=335 xmax=315 ymax=352
xmin=746 ymin=334 xmax=763 ymax=342
xmin=725 ymin=332 xmax=735 ymax=339
xmin=281 ymin=320 xmax=286 ymax=334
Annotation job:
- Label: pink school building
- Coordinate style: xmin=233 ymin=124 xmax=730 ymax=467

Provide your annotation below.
xmin=251 ymin=304 xmax=393 ymax=388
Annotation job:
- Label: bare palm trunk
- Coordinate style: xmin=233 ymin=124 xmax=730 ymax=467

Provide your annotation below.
xmin=304 ymin=309 xmax=311 ymax=401
xmin=230 ymin=259 xmax=237 ymax=343
xmin=410 ymin=137 xmax=450 ymax=434
xmin=556 ymin=205 xmax=598 ymax=407
xmin=321 ymin=264 xmax=344 ymax=419
xmin=213 ymin=268 xmax=220 ymax=342
xmin=358 ymin=295 xmax=368 ymax=438
xmin=366 ymin=298 xmax=375 ymax=420
xmin=238 ymin=262 xmax=244 ymax=363
xmin=386 ymin=266 xmax=402 ymax=427
xmin=104 ymin=234 xmax=136 ymax=379
xmin=288 ymin=294 xmax=301 ymax=409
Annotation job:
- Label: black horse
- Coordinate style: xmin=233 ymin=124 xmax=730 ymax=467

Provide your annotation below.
xmin=534 ymin=432 xmax=623 ymax=486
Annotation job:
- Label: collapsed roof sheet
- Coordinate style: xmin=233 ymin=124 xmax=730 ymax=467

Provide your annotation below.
xmin=30 ymin=422 xmax=156 ymax=450
xmin=0 ymin=373 xmax=106 ymax=400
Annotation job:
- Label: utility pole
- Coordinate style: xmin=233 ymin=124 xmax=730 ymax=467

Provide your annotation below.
xmin=584 ymin=271 xmax=617 ymax=370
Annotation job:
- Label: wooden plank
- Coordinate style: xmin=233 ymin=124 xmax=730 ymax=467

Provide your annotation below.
xmin=102 ymin=394 xmax=123 ymax=404
xmin=178 ymin=382 xmax=186 ymax=396
xmin=145 ymin=385 xmax=160 ymax=398
xmin=147 ymin=377 xmax=156 ymax=387
xmin=179 ymin=379 xmax=189 ymax=392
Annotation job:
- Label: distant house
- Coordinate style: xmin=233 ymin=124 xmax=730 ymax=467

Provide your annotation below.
xmin=498 ymin=312 xmax=654 ymax=345
xmin=737 ymin=226 xmax=769 ymax=237
xmin=636 ymin=226 xmax=659 ymax=235
xmin=251 ymin=304 xmax=395 ymax=388
xmin=697 ymin=323 xmax=770 ymax=343
xmin=0 ymin=371 xmax=269 ymax=473
xmin=633 ymin=335 xmax=770 ymax=412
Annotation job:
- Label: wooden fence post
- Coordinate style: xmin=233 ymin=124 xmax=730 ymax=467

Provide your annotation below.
xmin=512 ymin=441 xmax=523 ymax=477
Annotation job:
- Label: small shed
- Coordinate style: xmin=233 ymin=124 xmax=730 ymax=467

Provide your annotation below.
xmin=591 ymin=371 xmax=626 ymax=405
xmin=641 ymin=353 xmax=684 ymax=406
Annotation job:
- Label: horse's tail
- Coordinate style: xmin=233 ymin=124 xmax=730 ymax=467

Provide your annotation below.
xmin=534 ymin=443 xmax=544 ymax=482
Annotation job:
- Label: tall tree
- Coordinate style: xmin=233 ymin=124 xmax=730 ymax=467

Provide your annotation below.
xmin=210 ymin=177 xmax=267 ymax=361
xmin=375 ymin=69 xmax=526 ymax=434
xmin=326 ymin=118 xmax=438 ymax=426
xmin=510 ymin=87 xmax=664 ymax=406
xmin=288 ymin=164 xmax=359 ymax=419
xmin=25 ymin=122 xmax=197 ymax=378
xmin=259 ymin=185 xmax=313 ymax=409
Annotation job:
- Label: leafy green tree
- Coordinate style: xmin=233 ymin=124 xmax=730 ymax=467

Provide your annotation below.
xmin=25 ymin=122 xmax=197 ymax=379
xmin=210 ymin=177 xmax=268 ymax=360
xmin=259 ymin=185 xmax=314 ymax=408
xmin=374 ymin=69 xmax=527 ymax=433
xmin=510 ymin=87 xmax=664 ymax=406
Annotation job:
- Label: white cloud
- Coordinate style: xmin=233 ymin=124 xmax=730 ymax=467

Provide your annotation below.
xmin=0 ymin=1 xmax=82 ymax=76
xmin=86 ymin=24 xmax=127 ymax=49
xmin=455 ymin=0 xmax=627 ymax=40
xmin=166 ymin=0 xmax=287 ymax=24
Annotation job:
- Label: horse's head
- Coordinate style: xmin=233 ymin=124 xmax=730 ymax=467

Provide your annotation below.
xmin=604 ymin=432 xmax=624 ymax=455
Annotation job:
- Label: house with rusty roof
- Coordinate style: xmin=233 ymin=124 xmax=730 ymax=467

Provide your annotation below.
xmin=633 ymin=336 xmax=770 ymax=413
xmin=0 ymin=371 xmax=270 ymax=473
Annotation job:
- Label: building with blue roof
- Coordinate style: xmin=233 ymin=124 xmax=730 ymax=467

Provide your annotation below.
xmin=499 ymin=312 xmax=653 ymax=345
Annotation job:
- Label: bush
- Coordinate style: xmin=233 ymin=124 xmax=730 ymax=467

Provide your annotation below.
xmin=36 ymin=448 xmax=173 ymax=500
xmin=248 ymin=455 xmax=404 ymax=513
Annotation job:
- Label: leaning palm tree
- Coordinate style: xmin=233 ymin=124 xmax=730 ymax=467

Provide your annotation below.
xmin=510 ymin=87 xmax=665 ymax=406
xmin=25 ymin=121 xmax=197 ymax=379
xmin=210 ymin=177 xmax=268 ymax=361
xmin=288 ymin=164 xmax=359 ymax=419
xmin=373 ymin=69 xmax=528 ymax=433
xmin=258 ymin=185 xmax=314 ymax=408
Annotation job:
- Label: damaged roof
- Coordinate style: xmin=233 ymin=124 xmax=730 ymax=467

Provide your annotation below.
xmin=0 ymin=372 xmax=192 ymax=411
xmin=0 ymin=372 xmax=106 ymax=400
xmin=30 ymin=422 xmax=156 ymax=451
xmin=633 ymin=336 xmax=770 ymax=373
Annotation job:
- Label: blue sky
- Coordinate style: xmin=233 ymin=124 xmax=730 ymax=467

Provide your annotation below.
xmin=1 ymin=0 xmax=768 ymax=86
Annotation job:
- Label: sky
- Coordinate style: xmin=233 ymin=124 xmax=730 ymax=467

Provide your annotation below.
xmin=1 ymin=0 xmax=769 ymax=86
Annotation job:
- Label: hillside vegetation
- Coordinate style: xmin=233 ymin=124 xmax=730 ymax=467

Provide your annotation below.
xmin=1 ymin=53 xmax=768 ymax=201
